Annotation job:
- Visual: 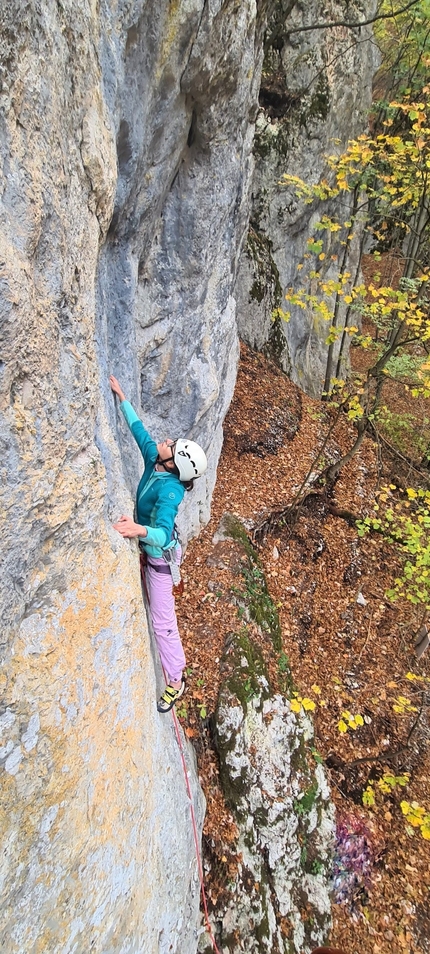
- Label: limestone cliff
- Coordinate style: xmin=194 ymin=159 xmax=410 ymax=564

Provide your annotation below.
xmin=235 ymin=0 xmax=378 ymax=396
xmin=0 ymin=1 xmax=376 ymax=952
xmin=0 ymin=1 xmax=266 ymax=951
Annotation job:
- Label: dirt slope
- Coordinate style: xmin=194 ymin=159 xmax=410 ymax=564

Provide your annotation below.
xmin=177 ymin=343 xmax=430 ymax=954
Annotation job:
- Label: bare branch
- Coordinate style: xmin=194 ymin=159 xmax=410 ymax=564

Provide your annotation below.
xmin=287 ymin=0 xmax=422 ymax=36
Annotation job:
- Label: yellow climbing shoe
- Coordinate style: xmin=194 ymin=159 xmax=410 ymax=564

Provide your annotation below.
xmin=157 ymin=677 xmax=186 ymax=713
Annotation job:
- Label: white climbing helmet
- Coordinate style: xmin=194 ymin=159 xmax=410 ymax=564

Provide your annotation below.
xmin=174 ymin=439 xmax=208 ymax=481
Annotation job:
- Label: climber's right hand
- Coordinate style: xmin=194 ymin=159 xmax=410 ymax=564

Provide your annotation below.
xmin=109 ymin=375 xmax=126 ymax=402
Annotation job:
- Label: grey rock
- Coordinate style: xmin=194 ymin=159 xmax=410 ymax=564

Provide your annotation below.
xmin=236 ymin=0 xmax=379 ymax=396
xmin=209 ymin=682 xmax=335 ymax=953
xmin=0 ymin=1 xmax=266 ymax=951
xmin=0 ymin=0 xmax=376 ymax=950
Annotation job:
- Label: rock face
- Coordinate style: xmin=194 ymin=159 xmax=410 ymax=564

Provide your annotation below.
xmin=235 ymin=0 xmax=379 ymax=396
xmin=97 ymin=0 xmax=268 ymax=538
xmin=0 ymin=1 xmax=375 ymax=951
xmin=214 ymin=684 xmax=334 ymax=953
xmin=0 ymin=1 xmax=268 ymax=952
xmin=197 ymin=519 xmax=334 ymax=954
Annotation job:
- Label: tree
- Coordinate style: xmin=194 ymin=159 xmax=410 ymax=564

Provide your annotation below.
xmin=276 ymin=87 xmax=430 ymax=615
xmin=280 ymin=91 xmax=430 ymax=469
xmin=373 ymin=0 xmax=430 ymax=108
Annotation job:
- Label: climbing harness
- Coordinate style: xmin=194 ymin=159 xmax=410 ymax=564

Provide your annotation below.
xmin=162 ymin=524 xmax=182 ymax=586
xmin=138 ymin=522 xmax=182 ymax=586
xmin=161 ymin=545 xmax=181 ymax=585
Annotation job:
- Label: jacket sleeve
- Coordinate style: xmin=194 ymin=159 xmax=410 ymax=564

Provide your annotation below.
xmin=142 ymin=480 xmax=185 ymax=548
xmin=120 ymin=400 xmax=158 ymax=468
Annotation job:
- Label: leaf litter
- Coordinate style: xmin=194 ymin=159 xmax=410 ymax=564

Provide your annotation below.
xmin=177 ymin=343 xmax=430 ymax=954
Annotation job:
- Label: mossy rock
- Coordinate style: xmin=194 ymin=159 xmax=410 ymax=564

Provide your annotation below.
xmin=218 ymin=513 xmax=282 ymax=651
xmin=222 ymin=628 xmax=271 ymax=714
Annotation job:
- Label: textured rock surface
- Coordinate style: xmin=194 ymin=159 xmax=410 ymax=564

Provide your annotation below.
xmin=0 ymin=1 xmax=268 ymax=951
xmin=197 ymin=517 xmax=335 ymax=954
xmin=206 ymin=646 xmax=334 ymax=954
xmin=1 ymin=0 xmax=376 ymax=950
xmin=97 ymin=0 xmax=268 ymax=538
xmin=235 ymin=0 xmax=379 ymax=396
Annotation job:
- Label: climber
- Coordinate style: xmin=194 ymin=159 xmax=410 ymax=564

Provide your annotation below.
xmin=109 ymin=374 xmax=208 ymax=713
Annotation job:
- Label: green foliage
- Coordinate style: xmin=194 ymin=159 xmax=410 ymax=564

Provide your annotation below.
xmin=176 ymin=701 xmax=188 ymax=719
xmin=241 ymin=562 xmax=282 ymax=651
xmin=311 ymin=747 xmax=324 ymax=765
xmin=294 ymin=779 xmax=319 ymax=817
xmin=276 ymin=651 xmax=293 ymax=694
xmin=278 ymin=651 xmax=290 ymax=673
xmin=374 ymin=0 xmax=430 ymax=102
xmin=363 ymin=772 xmax=409 ymax=808
xmin=374 ymin=405 xmax=430 ymax=460
xmin=400 ymin=799 xmax=430 ymax=839
xmin=385 ymin=350 xmax=423 ymax=382
xmin=280 ymin=85 xmax=430 ymax=610
xmin=191 ymin=677 xmax=208 ymax=719
xmin=222 ymin=516 xmax=282 ymax=649
xmin=363 ymin=770 xmax=430 ymax=841
xmin=357 ymin=485 xmax=430 ymax=609
xmin=243 ymin=676 xmax=258 ymax=703
xmin=281 ymin=96 xmax=430 ymax=400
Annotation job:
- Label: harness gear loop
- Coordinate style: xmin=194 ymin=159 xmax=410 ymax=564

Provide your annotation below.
xmin=139 ymin=524 xmax=182 ymax=586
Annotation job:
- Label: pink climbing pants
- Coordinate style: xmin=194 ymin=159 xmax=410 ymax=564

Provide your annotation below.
xmin=140 ymin=547 xmax=185 ymax=684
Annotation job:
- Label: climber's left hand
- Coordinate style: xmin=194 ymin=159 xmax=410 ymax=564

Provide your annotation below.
xmin=113 ymin=515 xmax=146 ymax=539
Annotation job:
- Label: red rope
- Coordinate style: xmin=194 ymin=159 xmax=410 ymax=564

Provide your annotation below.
xmin=140 ymin=553 xmax=221 ymax=952
xmin=171 ymin=703 xmax=222 ymax=954
xmin=139 ymin=552 xmax=150 ymax=602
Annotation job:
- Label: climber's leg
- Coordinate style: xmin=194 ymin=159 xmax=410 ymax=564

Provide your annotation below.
xmin=145 ymin=548 xmax=185 ymax=686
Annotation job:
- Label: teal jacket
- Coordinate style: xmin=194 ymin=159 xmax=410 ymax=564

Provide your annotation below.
xmin=120 ymin=401 xmax=185 ymax=559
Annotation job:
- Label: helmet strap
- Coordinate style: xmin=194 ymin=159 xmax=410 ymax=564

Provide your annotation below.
xmin=156 ymin=454 xmax=175 ymax=473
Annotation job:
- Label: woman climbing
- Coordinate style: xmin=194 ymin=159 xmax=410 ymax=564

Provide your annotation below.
xmin=109 ymin=374 xmax=208 ymax=713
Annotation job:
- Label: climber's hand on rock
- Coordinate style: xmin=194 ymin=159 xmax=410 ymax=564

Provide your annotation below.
xmin=109 ymin=375 xmax=126 ymax=402
xmin=113 ymin=515 xmax=144 ymax=538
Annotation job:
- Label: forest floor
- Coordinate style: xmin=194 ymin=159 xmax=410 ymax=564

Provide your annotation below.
xmin=176 ymin=341 xmax=430 ymax=954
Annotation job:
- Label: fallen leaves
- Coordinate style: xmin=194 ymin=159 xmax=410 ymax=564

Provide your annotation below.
xmin=176 ymin=343 xmax=430 ymax=954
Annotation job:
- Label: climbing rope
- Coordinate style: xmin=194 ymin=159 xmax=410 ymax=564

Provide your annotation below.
xmin=141 ymin=556 xmax=341 ymax=954
xmin=170 ymin=702 xmax=222 ymax=954
xmin=140 ymin=552 xmax=221 ymax=952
